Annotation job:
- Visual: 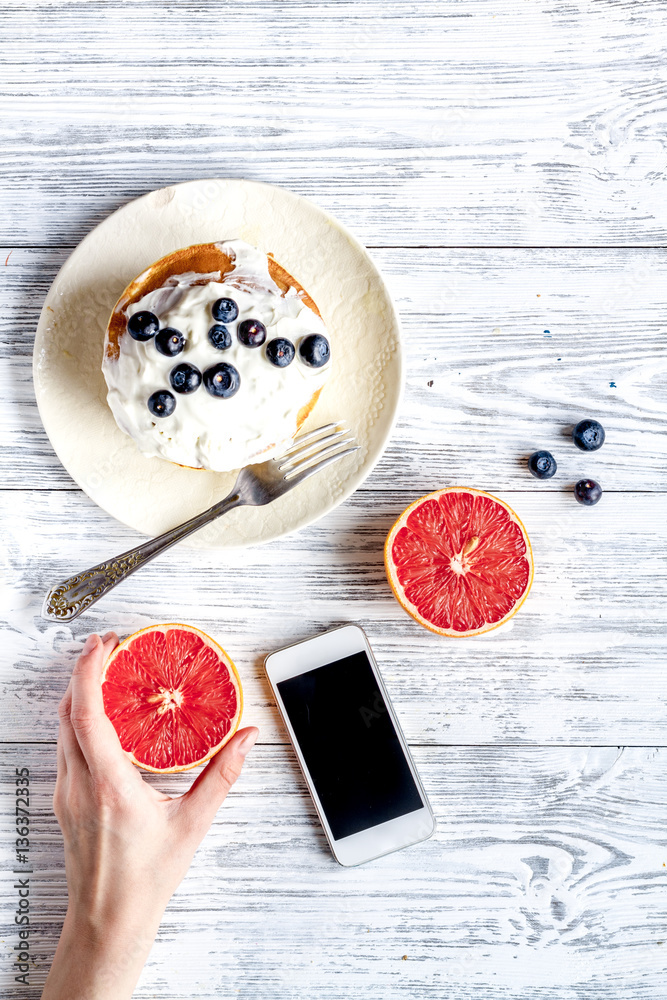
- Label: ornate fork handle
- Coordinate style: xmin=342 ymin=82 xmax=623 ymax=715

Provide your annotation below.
xmin=42 ymin=493 xmax=242 ymax=622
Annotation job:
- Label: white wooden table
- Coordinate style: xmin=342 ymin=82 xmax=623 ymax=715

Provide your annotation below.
xmin=1 ymin=2 xmax=666 ymax=997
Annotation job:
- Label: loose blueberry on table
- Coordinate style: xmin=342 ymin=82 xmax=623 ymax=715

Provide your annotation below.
xmin=203 ymin=362 xmax=241 ymax=398
xmin=574 ymin=479 xmax=602 ymax=505
xmin=128 ymin=310 xmax=159 ymax=341
xmin=155 ymin=327 xmax=186 ymax=357
xmin=147 ymin=390 xmax=176 ymax=417
xmin=573 ymin=419 xmax=605 ymax=451
xmin=299 ymin=333 xmax=330 ymax=368
xmin=208 ymin=324 xmax=232 ymax=350
xmin=169 ymin=363 xmax=202 ymax=394
xmin=237 ymin=319 xmax=267 ymax=348
xmin=211 ymin=298 xmax=239 ymax=323
xmin=266 ymin=338 xmax=295 ymax=367
xmin=528 ymin=450 xmax=557 ymax=479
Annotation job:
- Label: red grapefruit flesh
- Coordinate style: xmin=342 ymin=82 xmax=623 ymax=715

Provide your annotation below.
xmin=102 ymin=624 xmax=243 ymax=772
xmin=385 ymin=488 xmax=533 ymax=637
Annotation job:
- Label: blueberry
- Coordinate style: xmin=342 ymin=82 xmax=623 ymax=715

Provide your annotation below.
xmin=169 ymin=363 xmax=201 ymax=394
xmin=574 ymin=479 xmax=602 ymax=506
xmin=212 ymin=298 xmax=239 ymax=323
xmin=573 ymin=419 xmax=605 ymax=451
xmin=528 ymin=450 xmax=557 ymax=479
xmin=208 ymin=324 xmax=232 ymax=351
xmin=266 ymin=337 xmax=295 ymax=367
xmin=128 ymin=311 xmax=159 ymax=341
xmin=298 ymin=334 xmax=330 ymax=368
xmin=237 ymin=319 xmax=267 ymax=348
xmin=155 ymin=327 xmax=186 ymax=357
xmin=147 ymin=390 xmax=175 ymax=418
xmin=203 ymin=362 xmax=241 ymax=398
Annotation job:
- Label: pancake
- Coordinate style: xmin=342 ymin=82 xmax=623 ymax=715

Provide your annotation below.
xmin=102 ymin=240 xmax=331 ymax=472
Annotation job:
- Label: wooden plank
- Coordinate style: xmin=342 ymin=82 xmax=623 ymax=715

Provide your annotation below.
xmin=1 ymin=0 xmax=666 ymax=247
xmin=3 ymin=1 xmax=666 ymax=994
xmin=2 ymin=247 xmax=666 ymax=490
xmin=2 ymin=488 xmax=666 ymax=745
xmin=1 ymin=744 xmax=665 ymax=998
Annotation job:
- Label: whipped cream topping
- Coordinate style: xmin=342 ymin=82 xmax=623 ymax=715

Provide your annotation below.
xmin=102 ymin=240 xmax=330 ymax=472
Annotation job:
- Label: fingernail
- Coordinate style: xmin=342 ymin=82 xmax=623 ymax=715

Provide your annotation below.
xmin=101 ymin=631 xmax=115 ymax=643
xmin=82 ymin=634 xmax=99 ymax=654
xmin=237 ymin=729 xmax=259 ymax=757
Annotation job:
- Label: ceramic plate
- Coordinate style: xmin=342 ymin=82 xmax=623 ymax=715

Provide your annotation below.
xmin=33 ymin=179 xmax=403 ymax=548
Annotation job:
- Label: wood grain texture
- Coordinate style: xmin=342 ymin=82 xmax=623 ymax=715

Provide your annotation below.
xmin=2 ymin=247 xmax=666 ymax=490
xmin=1 ymin=744 xmax=665 ymax=999
xmin=1 ymin=0 xmax=666 ymax=247
xmin=2 ymin=488 xmax=666 ymax=745
xmin=2 ymin=0 xmax=666 ymax=995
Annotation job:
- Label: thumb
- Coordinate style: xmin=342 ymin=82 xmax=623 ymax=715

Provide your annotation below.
xmin=178 ymin=727 xmax=258 ymax=835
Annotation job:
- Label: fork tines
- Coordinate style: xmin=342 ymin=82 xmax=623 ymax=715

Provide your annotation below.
xmin=279 ymin=422 xmax=358 ymax=480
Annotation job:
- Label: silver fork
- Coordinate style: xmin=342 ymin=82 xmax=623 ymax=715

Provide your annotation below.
xmin=42 ymin=422 xmax=358 ymax=622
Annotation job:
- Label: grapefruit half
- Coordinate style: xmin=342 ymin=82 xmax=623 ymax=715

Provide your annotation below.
xmin=102 ymin=623 xmax=243 ymax=772
xmin=385 ymin=488 xmax=533 ymax=637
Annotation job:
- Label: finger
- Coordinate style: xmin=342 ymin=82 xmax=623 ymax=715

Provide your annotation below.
xmin=57 ymin=676 xmax=86 ymax=772
xmin=55 ymin=727 xmax=67 ymax=780
xmin=101 ymin=630 xmax=119 ymax=651
xmin=69 ymin=633 xmax=133 ymax=778
xmin=59 ymin=631 xmax=115 ymax=719
xmin=53 ymin=728 xmax=69 ymax=820
xmin=177 ymin=727 xmax=258 ymax=834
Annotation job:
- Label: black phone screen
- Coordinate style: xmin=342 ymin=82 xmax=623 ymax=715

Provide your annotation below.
xmin=277 ymin=650 xmax=424 ymax=840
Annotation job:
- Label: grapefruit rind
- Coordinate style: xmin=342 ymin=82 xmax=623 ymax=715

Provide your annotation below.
xmin=384 ymin=487 xmax=534 ymax=638
xmin=101 ymin=623 xmax=243 ymax=773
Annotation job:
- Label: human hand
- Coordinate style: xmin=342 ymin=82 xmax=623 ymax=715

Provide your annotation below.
xmin=42 ymin=632 xmax=258 ymax=1000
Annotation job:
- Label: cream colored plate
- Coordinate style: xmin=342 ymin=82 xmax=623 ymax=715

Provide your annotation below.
xmin=33 ymin=179 xmax=403 ymax=548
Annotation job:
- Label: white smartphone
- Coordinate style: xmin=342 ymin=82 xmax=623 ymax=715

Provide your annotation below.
xmin=264 ymin=624 xmax=435 ymax=866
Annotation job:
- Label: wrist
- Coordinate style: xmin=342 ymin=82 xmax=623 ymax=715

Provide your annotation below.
xmin=65 ymin=896 xmax=164 ymax=944
xmin=42 ymin=907 xmax=162 ymax=1000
